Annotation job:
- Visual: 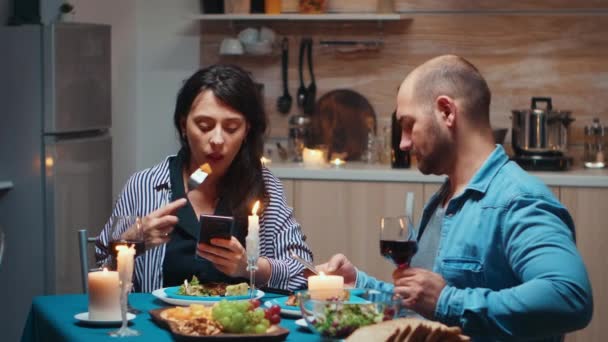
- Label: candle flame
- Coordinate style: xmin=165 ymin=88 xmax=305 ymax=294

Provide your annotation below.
xmin=319 ymin=271 xmax=326 ymax=276
xmin=102 ymin=267 xmax=109 ymax=273
xmin=252 ymin=200 xmax=260 ymax=216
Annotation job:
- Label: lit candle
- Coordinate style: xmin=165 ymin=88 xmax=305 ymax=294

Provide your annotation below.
xmin=302 ymin=148 xmax=326 ymax=168
xmin=260 ymin=156 xmax=272 ymax=167
xmin=330 ymin=158 xmax=345 ymax=167
xmin=88 ymin=268 xmax=120 ymax=320
xmin=246 ymin=200 xmax=260 ymax=261
xmin=116 ymin=244 xmax=135 ymax=291
xmin=308 ymin=271 xmax=344 ymax=300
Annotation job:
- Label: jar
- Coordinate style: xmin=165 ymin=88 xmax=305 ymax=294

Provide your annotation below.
xmin=299 ymin=0 xmax=327 ymax=14
xmin=288 ymin=115 xmax=311 ymax=162
xmin=584 ymin=118 xmax=607 ymax=168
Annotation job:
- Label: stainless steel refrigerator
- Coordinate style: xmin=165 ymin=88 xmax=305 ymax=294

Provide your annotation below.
xmin=0 ymin=23 xmax=112 ymax=340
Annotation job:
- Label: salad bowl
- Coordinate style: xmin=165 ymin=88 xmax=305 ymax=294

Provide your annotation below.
xmin=298 ymin=289 xmax=401 ymax=339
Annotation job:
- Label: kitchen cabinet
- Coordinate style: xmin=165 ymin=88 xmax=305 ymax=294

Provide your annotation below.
xmin=561 ymin=187 xmax=608 ymax=342
xmin=291 ymin=180 xmax=424 ymax=282
xmin=281 ymin=179 xmax=295 ymax=209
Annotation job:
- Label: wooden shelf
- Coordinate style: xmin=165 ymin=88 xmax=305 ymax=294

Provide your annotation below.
xmin=190 ymin=13 xmax=408 ymax=21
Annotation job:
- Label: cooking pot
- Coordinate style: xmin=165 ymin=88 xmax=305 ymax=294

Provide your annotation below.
xmin=511 ymin=97 xmax=574 ymax=155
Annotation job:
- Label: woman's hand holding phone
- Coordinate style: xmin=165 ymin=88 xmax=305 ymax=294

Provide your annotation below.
xmin=196 ymin=215 xmax=250 ymax=277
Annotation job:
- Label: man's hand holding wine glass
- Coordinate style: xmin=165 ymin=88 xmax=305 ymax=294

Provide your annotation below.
xmin=392 ymin=267 xmax=446 ymax=319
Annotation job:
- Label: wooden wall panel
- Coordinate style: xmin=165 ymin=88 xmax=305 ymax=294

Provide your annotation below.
xmin=201 ymin=13 xmax=608 ymax=168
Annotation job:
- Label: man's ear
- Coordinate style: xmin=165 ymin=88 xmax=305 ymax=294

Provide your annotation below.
xmin=436 ymin=95 xmax=456 ymax=128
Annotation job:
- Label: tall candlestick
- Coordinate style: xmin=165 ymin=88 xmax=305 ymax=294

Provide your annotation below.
xmin=246 ymin=200 xmax=260 ymax=261
xmin=116 ymin=244 xmax=135 ymax=287
xmin=308 ymin=272 xmax=344 ymax=300
xmin=246 ymin=200 xmax=261 ymax=298
xmin=110 ymin=244 xmax=139 ymax=336
xmin=88 ymin=268 xmax=120 ymax=320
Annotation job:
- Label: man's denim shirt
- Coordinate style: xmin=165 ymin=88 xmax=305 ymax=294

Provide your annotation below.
xmin=355 ymin=146 xmax=593 ymax=341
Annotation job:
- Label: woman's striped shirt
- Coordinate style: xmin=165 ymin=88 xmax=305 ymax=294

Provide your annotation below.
xmin=95 ymin=155 xmax=313 ymax=292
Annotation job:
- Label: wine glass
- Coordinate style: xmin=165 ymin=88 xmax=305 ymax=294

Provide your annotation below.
xmin=379 ymin=215 xmax=417 ymax=268
xmin=107 ymin=216 xmax=144 ymax=269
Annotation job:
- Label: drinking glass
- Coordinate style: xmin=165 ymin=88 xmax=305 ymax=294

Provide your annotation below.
xmin=107 ymin=216 xmax=144 ymax=269
xmin=379 ymin=215 xmax=417 ymax=268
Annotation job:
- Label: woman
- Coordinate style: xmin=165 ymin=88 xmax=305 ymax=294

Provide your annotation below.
xmin=96 ymin=65 xmax=313 ymax=292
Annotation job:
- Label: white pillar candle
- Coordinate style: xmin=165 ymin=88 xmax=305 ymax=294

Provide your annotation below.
xmin=302 ymin=148 xmax=326 ymax=168
xmin=308 ymin=272 xmax=344 ymax=300
xmin=88 ymin=268 xmax=120 ymax=320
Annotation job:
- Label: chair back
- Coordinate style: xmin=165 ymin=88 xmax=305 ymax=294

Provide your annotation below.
xmin=78 ymin=229 xmax=101 ymax=293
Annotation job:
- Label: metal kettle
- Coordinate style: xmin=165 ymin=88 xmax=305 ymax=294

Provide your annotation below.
xmin=511 ymin=97 xmax=574 ymax=155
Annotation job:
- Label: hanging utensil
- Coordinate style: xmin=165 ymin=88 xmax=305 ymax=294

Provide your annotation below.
xmin=276 ymin=37 xmax=292 ymax=115
xmin=296 ymin=38 xmax=308 ymax=109
xmin=303 ymin=38 xmax=316 ymax=114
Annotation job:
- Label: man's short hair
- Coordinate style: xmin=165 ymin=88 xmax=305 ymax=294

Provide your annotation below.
xmin=412 ymin=56 xmax=491 ymax=126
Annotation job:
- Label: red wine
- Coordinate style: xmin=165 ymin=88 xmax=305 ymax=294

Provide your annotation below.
xmin=109 ymin=240 xmax=145 ymax=258
xmin=380 ymin=240 xmax=418 ymax=267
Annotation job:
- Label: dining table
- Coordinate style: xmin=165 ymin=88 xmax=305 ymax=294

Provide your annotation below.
xmin=21 ymin=292 xmax=320 ymax=341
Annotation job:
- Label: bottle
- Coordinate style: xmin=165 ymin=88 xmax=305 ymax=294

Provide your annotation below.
xmin=362 ymin=116 xmax=377 ymax=164
xmin=584 ymin=118 xmax=606 ymax=169
xmin=391 ymin=111 xmax=410 ymax=168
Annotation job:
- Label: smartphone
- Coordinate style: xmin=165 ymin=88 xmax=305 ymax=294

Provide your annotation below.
xmin=198 ymin=214 xmax=234 ymax=245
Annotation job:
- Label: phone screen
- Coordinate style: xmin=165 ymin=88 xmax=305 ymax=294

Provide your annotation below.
xmin=198 ymin=214 xmax=234 ymax=245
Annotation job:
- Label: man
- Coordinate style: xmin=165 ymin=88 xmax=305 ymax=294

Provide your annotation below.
xmin=315 ymin=55 xmax=593 ymax=341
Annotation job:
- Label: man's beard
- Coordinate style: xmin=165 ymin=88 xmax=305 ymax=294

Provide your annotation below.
xmin=416 ymin=125 xmax=451 ymax=176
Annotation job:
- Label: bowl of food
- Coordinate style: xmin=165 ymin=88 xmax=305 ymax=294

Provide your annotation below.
xmin=298 ymin=289 xmax=401 ymax=339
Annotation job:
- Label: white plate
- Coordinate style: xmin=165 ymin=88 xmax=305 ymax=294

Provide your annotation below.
xmin=295 ymin=318 xmax=309 ymax=330
xmin=263 ymin=299 xmax=301 ymax=317
xmin=152 ymin=288 xmax=265 ymax=306
xmin=74 ymin=312 xmax=136 ymax=326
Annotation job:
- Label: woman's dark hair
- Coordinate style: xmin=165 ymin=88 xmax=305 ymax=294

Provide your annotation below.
xmin=173 ymin=64 xmax=268 ymax=225
xmin=309 ymin=89 xmax=377 ymax=160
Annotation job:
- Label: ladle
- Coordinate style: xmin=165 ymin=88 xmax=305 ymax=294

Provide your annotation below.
xmin=277 ymin=37 xmax=292 ymax=115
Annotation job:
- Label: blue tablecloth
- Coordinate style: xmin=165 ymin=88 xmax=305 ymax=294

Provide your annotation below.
xmin=22 ymin=293 xmax=321 ymax=341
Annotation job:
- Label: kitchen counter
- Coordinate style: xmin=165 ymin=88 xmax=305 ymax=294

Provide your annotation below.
xmin=268 ymin=162 xmax=608 ymax=188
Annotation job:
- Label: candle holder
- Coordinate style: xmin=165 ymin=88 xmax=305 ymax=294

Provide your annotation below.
xmin=109 ymin=279 xmax=139 ymax=337
xmin=247 ymin=259 xmax=258 ymax=300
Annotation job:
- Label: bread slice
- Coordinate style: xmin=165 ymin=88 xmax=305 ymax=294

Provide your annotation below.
xmin=346 ymin=318 xmax=470 ymax=342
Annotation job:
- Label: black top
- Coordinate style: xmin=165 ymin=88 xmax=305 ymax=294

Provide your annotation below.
xmin=162 ymin=149 xmax=247 ymax=286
